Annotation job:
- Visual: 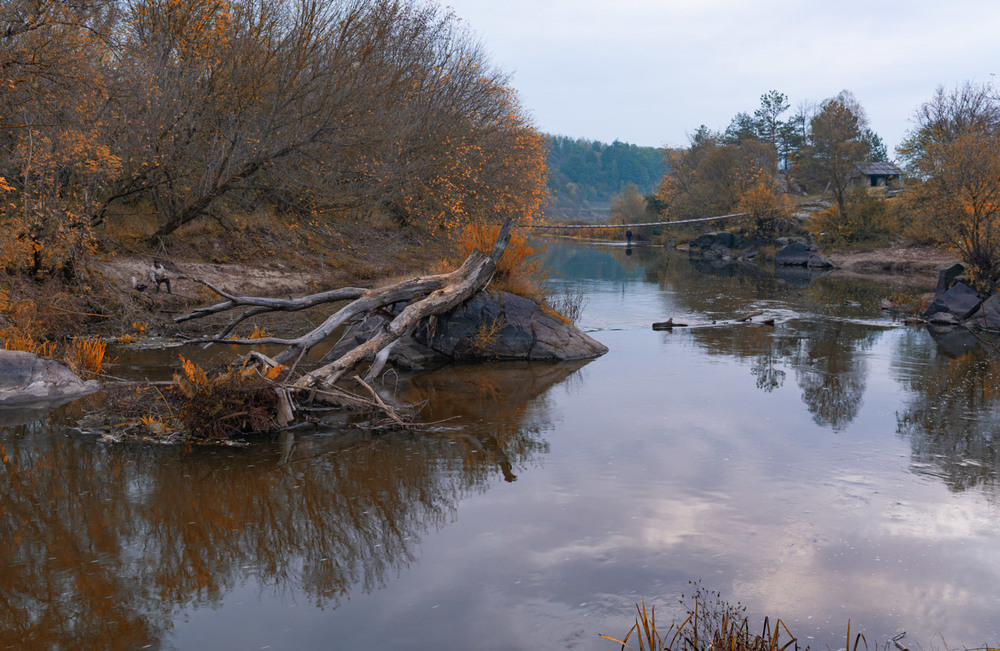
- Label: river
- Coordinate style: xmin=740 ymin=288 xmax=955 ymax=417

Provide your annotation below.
xmin=3 ymin=240 xmax=1000 ymax=650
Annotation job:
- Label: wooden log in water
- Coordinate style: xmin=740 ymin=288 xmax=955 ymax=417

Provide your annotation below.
xmin=734 ymin=310 xmax=764 ymax=322
xmin=652 ymin=318 xmax=688 ymax=330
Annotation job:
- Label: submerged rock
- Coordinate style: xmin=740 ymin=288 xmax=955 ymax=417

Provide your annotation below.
xmin=0 ymin=350 xmax=100 ymax=405
xmin=328 ymin=290 xmax=608 ymax=371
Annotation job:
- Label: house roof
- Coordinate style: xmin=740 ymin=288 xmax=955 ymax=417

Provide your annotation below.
xmin=856 ymin=161 xmax=902 ymax=176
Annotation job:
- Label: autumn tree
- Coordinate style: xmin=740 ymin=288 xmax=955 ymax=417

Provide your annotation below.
xmin=610 ymin=182 xmax=648 ymax=224
xmin=99 ymin=0 xmax=546 ymax=238
xmin=0 ymin=0 xmax=119 ymax=276
xmin=796 ymin=90 xmax=873 ymax=215
xmin=0 ymin=0 xmax=547 ymax=279
xmin=899 ymin=82 xmax=1000 ymax=287
xmin=656 ymin=133 xmax=778 ymax=224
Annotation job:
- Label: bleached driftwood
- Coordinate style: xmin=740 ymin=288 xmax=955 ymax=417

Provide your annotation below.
xmin=175 ymin=219 xmax=515 ymax=423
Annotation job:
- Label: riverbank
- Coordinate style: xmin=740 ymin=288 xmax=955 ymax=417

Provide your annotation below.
xmin=1 ymin=218 xmax=451 ymax=340
xmin=826 ymin=243 xmax=959 ymax=274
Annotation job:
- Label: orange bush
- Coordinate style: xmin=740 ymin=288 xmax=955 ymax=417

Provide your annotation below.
xmin=451 ymin=221 xmax=548 ymax=299
xmin=64 ymin=336 xmax=107 ymax=378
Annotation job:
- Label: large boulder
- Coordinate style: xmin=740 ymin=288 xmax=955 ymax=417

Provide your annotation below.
xmin=969 ymin=292 xmax=1000 ymax=330
xmin=774 ymin=241 xmax=833 ymax=268
xmin=935 ymin=262 xmax=965 ymax=297
xmin=0 ymin=350 xmax=100 ymax=405
xmin=688 ymin=233 xmax=719 ymax=250
xmin=922 ymin=281 xmax=982 ymax=321
xmin=327 ymin=290 xmax=608 ymax=371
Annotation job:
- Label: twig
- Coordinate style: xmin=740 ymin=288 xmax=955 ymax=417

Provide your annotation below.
xmin=354 ymin=375 xmax=410 ymax=427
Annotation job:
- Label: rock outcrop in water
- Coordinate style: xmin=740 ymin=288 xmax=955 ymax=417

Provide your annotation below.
xmin=328 ymin=290 xmax=608 ymax=371
xmin=918 ymin=263 xmax=1000 ymax=331
xmin=0 ymin=350 xmax=99 ymax=405
xmin=774 ymin=241 xmax=833 ymax=268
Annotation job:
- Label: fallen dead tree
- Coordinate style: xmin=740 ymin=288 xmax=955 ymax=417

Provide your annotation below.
xmin=173 ymin=219 xmax=516 ymax=427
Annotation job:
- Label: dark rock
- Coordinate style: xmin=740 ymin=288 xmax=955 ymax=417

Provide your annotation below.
xmin=927 ymin=311 xmax=962 ymax=326
xmin=935 ymin=262 xmax=965 ymax=297
xmin=923 ymin=282 xmax=981 ymax=321
xmin=969 ymin=292 xmax=1000 ymax=330
xmin=700 ymin=243 xmax=733 ymax=261
xmin=422 ymin=291 xmax=607 ymax=362
xmin=0 ymin=350 xmax=100 ymax=405
xmin=806 ymin=254 xmax=834 ymax=268
xmin=688 ymin=233 xmax=717 ymax=249
xmin=774 ymin=241 xmax=833 ymax=268
xmin=714 ymin=231 xmax=735 ymax=248
xmin=327 ymin=291 xmax=608 ymax=371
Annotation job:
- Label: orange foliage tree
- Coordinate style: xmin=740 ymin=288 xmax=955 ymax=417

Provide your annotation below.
xmin=656 ymin=132 xmax=783 ymax=229
xmin=1 ymin=0 xmax=548 ymax=275
xmin=105 ymin=0 xmax=547 ymax=237
xmin=899 ymin=82 xmax=1000 ymax=287
xmin=0 ymin=0 xmax=119 ymax=276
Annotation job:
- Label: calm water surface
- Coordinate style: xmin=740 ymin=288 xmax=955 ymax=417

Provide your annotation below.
xmin=3 ymin=241 xmax=1000 ymax=650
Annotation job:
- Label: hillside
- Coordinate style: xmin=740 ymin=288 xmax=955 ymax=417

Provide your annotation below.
xmin=544 ymin=136 xmax=666 ymax=220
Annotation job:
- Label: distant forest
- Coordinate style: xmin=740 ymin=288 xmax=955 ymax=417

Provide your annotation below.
xmin=544 ymin=136 xmax=666 ymax=218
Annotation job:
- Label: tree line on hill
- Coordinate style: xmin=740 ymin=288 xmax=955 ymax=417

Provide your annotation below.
xmin=544 ymin=136 xmax=665 ymax=217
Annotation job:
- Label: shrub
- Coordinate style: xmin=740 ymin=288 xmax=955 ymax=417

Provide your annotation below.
xmin=808 ymin=188 xmax=897 ymax=249
xmin=736 ymin=180 xmax=791 ymax=239
xmin=64 ymin=336 xmax=107 ymax=378
xmin=451 ymin=220 xmax=548 ymax=299
xmin=172 ymin=357 xmax=278 ymax=439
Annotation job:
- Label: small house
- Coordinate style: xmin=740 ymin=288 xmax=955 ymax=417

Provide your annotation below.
xmin=855 ymin=161 xmax=902 ymax=188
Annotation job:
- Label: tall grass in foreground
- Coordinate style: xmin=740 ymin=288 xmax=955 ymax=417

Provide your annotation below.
xmin=600 ymin=586 xmax=867 ymax=651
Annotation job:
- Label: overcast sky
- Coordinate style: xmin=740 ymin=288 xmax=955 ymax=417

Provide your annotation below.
xmin=442 ymin=0 xmax=1000 ymax=156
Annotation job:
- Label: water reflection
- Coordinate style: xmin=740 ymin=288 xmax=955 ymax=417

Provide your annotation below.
xmin=895 ymin=341 xmax=1000 ymax=495
xmin=547 ymin=242 xmax=915 ymax=432
xmin=9 ymin=240 xmax=1000 ymax=649
xmin=0 ymin=361 xmax=581 ymax=648
xmin=555 ymin=240 xmax=1000 ymax=500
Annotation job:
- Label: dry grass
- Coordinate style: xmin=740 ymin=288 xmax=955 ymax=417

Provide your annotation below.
xmin=544 ymin=288 xmax=587 ymax=324
xmin=469 ymin=314 xmax=507 ymax=357
xmin=601 ymin=586 xmax=859 ymax=651
xmin=63 ymin=336 xmax=108 ymax=378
